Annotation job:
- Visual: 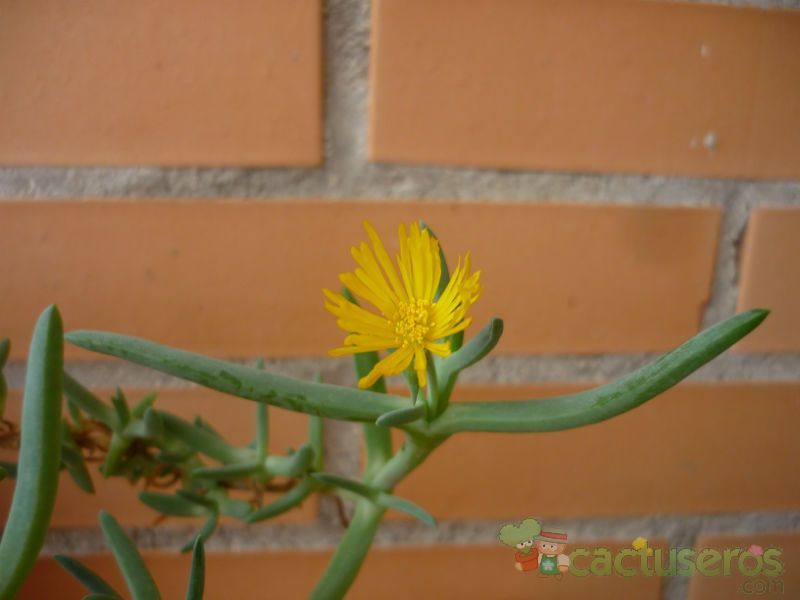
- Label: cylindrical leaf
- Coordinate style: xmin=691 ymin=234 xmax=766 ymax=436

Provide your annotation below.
xmin=191 ymin=461 xmax=262 ymax=481
xmin=65 ymin=331 xmax=408 ymax=423
xmin=246 ymin=478 xmax=321 ymax=523
xmin=0 ymin=306 xmax=63 ymax=600
xmin=265 ymin=444 xmax=314 ymax=478
xmin=62 ymin=372 xmax=117 ymax=427
xmin=160 ymin=412 xmax=246 ymax=464
xmin=180 ymin=512 xmax=218 ymax=554
xmin=138 ymin=492 xmax=207 ymax=518
xmin=375 ymin=405 xmax=426 ymax=428
xmin=185 ymin=538 xmax=205 ymax=600
xmin=54 ymin=555 xmax=121 ymax=598
xmin=99 ymin=512 xmax=161 ymax=600
xmin=431 ymin=309 xmax=770 ymax=434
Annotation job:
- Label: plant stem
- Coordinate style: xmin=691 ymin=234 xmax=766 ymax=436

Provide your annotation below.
xmin=309 ymin=500 xmax=385 ymax=600
xmin=309 ymin=434 xmax=445 ymax=600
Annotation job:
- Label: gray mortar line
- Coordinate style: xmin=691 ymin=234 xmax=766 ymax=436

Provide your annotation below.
xmin=6 ymin=353 xmax=800 ymax=390
xmin=1 ymin=167 xmax=798 ymax=204
xmin=40 ymin=509 xmax=800 ymax=555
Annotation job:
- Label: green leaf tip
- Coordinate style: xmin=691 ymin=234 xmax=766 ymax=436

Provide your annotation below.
xmin=311 ymin=472 xmax=436 ymax=527
xmin=185 ymin=537 xmax=205 ymax=600
xmin=98 ymin=511 xmax=161 ymax=600
xmin=429 ymin=309 xmax=771 ymax=435
xmin=375 ymin=404 xmax=426 ymax=428
xmin=54 ymin=554 xmax=121 ymax=598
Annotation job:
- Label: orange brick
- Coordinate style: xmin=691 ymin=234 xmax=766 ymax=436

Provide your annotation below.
xmin=0 ymin=200 xmax=719 ymax=359
xmin=737 ymin=209 xmax=800 ymax=352
xmin=390 ymin=383 xmax=800 ymax=520
xmin=0 ymin=0 xmax=322 ymax=165
xmin=0 ymin=388 xmax=315 ymax=527
xmin=689 ymin=532 xmax=800 ymax=599
xmin=21 ymin=542 xmax=663 ymax=599
xmin=370 ymin=0 xmax=800 ymax=179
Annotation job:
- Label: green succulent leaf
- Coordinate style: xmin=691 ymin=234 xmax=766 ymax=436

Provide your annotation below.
xmin=191 ymin=461 xmax=263 ymax=481
xmin=430 ymin=309 xmax=770 ymax=435
xmin=441 ymin=318 xmax=503 ymax=380
xmin=213 ymin=494 xmax=252 ymax=521
xmin=265 ymin=444 xmax=315 ymax=478
xmin=131 ymin=392 xmax=157 ymax=419
xmin=100 ymin=434 xmax=129 ymax=478
xmin=110 ymin=388 xmax=130 ymax=429
xmin=309 ymin=415 xmax=324 ymax=471
xmin=83 ymin=595 xmax=122 ymax=600
xmin=61 ymin=439 xmax=95 ymax=494
xmin=160 ymin=412 xmax=247 ymax=464
xmin=54 ymin=555 xmax=121 ymax=598
xmin=185 ymin=537 xmax=205 ymax=600
xmin=176 ymin=490 xmax=217 ymax=511
xmin=181 ymin=512 xmax=218 ymax=554
xmin=377 ymin=493 xmax=437 ymax=528
xmin=63 ymin=372 xmax=117 ymax=427
xmin=246 ymin=478 xmax=322 ymax=523
xmin=311 ymin=472 xmax=436 ymax=528
xmin=65 ymin=331 xmax=408 ymax=423
xmin=99 ymin=511 xmax=161 ymax=600
xmin=120 ymin=407 xmax=163 ymax=440
xmin=0 ymin=306 xmax=63 ymax=600
xmin=138 ymin=492 xmax=208 ymax=518
xmin=375 ymin=404 xmax=426 ymax=428
xmin=142 ymin=408 xmax=164 ymax=438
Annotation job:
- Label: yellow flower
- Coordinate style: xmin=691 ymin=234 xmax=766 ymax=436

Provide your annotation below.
xmin=323 ymin=221 xmax=481 ymax=389
xmin=632 ymin=537 xmax=654 ymax=556
xmin=632 ymin=537 xmax=648 ymax=551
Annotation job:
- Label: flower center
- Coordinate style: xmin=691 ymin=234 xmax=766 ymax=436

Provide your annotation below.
xmin=393 ymin=299 xmax=432 ymax=349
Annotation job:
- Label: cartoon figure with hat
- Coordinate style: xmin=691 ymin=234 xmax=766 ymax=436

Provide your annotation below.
xmin=535 ymin=528 xmax=570 ymax=576
xmin=497 ymin=518 xmax=541 ymax=572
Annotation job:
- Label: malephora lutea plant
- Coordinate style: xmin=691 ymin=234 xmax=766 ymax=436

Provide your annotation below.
xmin=0 ymin=221 xmax=769 ymax=599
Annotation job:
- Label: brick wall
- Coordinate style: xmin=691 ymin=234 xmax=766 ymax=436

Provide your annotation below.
xmin=1 ymin=1 xmax=799 ymax=598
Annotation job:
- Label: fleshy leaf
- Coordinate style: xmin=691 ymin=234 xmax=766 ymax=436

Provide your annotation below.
xmin=441 ymin=318 xmax=503 ymax=379
xmin=311 ymin=472 xmax=436 ymax=527
xmin=65 ymin=331 xmax=407 ymax=423
xmin=54 ymin=555 xmax=121 ymax=598
xmin=265 ymin=444 xmax=315 ymax=478
xmin=375 ymin=405 xmax=426 ymax=428
xmin=138 ymin=492 xmax=208 ymax=518
xmin=160 ymin=412 xmax=247 ymax=464
xmin=430 ymin=310 xmax=770 ymax=434
xmin=246 ymin=478 xmax=321 ymax=523
xmin=181 ymin=512 xmax=218 ymax=554
xmin=185 ymin=537 xmax=205 ymax=600
xmin=0 ymin=306 xmax=63 ymax=600
xmin=99 ymin=511 xmax=161 ymax=600
xmin=63 ymin=373 xmax=117 ymax=427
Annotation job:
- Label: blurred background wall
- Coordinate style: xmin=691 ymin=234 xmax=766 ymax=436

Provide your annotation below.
xmin=1 ymin=0 xmax=799 ymax=598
